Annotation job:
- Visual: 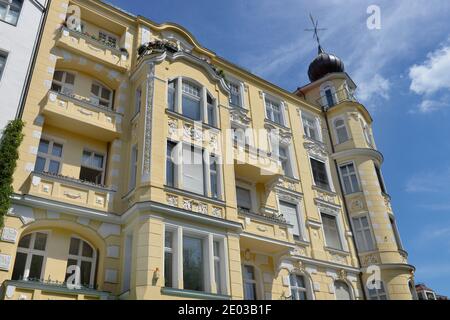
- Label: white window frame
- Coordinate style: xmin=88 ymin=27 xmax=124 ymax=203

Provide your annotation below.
xmin=227 ymin=78 xmax=245 ymax=109
xmin=98 ymin=29 xmax=118 ymax=48
xmin=231 ymin=124 xmax=250 ymax=147
xmin=162 ymin=222 xmax=229 ymax=295
xmin=389 ymin=214 xmax=404 ymax=251
xmin=51 ymin=70 xmax=76 ymax=96
xmin=334 ymin=280 xmax=354 ymax=300
xmin=35 ymin=137 xmax=64 ymax=174
xmin=360 ymin=118 xmax=374 ymax=148
xmin=351 ymin=214 xmax=376 ymax=252
xmin=301 ymin=110 xmax=322 ymax=142
xmin=0 ymin=50 xmax=8 ymax=81
xmin=134 ymin=84 xmax=142 ymax=116
xmin=166 ymin=141 xmax=223 ymax=200
xmin=90 ymin=80 xmax=113 ymax=109
xmin=242 ymin=263 xmax=264 ymax=300
xmin=0 ymin=0 xmax=23 ymax=26
xmin=288 ymin=272 xmax=312 ymax=300
xmin=318 ymin=208 xmax=348 ymax=252
xmin=80 ymin=149 xmax=106 ymax=185
xmin=66 ymin=235 xmax=97 ymax=287
xmin=13 ymin=231 xmax=50 ymax=281
xmin=309 ymin=155 xmax=334 ymax=192
xmin=129 ymin=144 xmax=138 ymax=191
xmin=320 ymin=82 xmax=338 ymax=108
xmin=277 ymin=196 xmax=307 ymax=242
xmin=332 ymin=116 xmax=350 ymax=145
xmin=339 ymin=161 xmax=361 ymax=194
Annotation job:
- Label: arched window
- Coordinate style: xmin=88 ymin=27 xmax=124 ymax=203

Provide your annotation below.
xmin=334 ymin=280 xmax=353 ymax=300
xmin=12 ymin=232 xmax=48 ymax=281
xmin=289 ymin=273 xmax=313 ymax=300
xmin=334 ymin=118 xmax=349 ymax=144
xmin=182 ymin=80 xmax=202 ymax=120
xmin=64 ymin=237 xmax=97 ymax=288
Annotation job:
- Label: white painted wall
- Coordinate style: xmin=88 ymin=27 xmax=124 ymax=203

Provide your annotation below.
xmin=0 ymin=0 xmax=47 ymax=132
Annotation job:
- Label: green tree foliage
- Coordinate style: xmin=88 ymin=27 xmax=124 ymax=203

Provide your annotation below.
xmin=0 ymin=119 xmax=24 ymax=227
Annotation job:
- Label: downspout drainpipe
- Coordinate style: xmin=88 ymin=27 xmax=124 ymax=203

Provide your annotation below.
xmin=16 ymin=0 xmax=52 ymax=120
xmin=322 ymin=105 xmax=368 ymax=301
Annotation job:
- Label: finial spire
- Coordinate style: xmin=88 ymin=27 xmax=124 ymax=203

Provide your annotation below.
xmin=305 ymin=13 xmax=327 ymax=53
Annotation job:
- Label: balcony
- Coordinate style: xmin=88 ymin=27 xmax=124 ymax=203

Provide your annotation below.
xmin=316 ymin=88 xmax=359 ymax=109
xmin=0 ymin=279 xmax=109 ymax=300
xmin=42 ymin=90 xmax=122 ymax=141
xmin=56 ymin=26 xmax=130 ymax=72
xmin=26 ymin=171 xmax=115 ymax=212
xmin=233 ymin=141 xmax=282 ymax=184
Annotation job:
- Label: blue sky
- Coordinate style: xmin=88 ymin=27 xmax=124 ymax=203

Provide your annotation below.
xmin=107 ymin=0 xmax=450 ymax=295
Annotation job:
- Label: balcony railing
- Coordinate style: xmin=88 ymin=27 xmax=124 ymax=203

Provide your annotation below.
xmin=316 ymin=88 xmax=358 ymax=109
xmin=57 ymin=26 xmax=130 ymax=71
xmin=28 ymin=171 xmax=114 ymax=212
xmin=237 ymin=207 xmax=287 ymax=224
xmin=43 ymin=90 xmax=122 ymax=141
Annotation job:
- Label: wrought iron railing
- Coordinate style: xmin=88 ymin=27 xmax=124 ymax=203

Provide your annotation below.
xmin=316 ymin=88 xmax=358 ymax=109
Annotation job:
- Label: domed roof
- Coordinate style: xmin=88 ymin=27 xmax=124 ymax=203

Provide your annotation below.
xmin=308 ymin=46 xmax=345 ymax=82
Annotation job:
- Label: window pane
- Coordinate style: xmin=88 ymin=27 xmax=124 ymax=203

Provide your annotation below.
xmin=214 ymin=259 xmax=221 ymax=294
xmin=82 ymin=241 xmax=94 ymax=258
xmin=166 ymin=142 xmax=175 ymax=187
xmin=183 ymin=236 xmax=204 ymax=291
xmin=80 ymin=260 xmax=92 ymax=286
xmin=335 ymin=281 xmax=352 ymax=300
xmin=64 ymin=72 xmax=75 ymax=85
xmin=243 ymin=265 xmax=255 ymax=280
xmin=11 ymin=252 xmax=27 ymax=280
xmin=28 ymin=254 xmax=44 ymax=280
xmin=64 ymin=258 xmax=77 ymax=282
xmin=164 ymin=251 xmax=173 ymax=287
xmin=244 ymin=283 xmax=257 ymax=300
xmin=280 ymin=201 xmax=300 ymax=237
xmin=51 ymin=143 xmax=63 ymax=157
xmin=182 ymin=95 xmax=201 ymax=120
xmin=91 ymin=84 xmax=100 ymax=96
xmin=101 ymin=88 xmax=111 ymax=100
xmin=93 ymin=154 xmax=103 ymax=169
xmin=33 ymin=233 xmax=47 ymax=251
xmin=18 ymin=234 xmax=31 ymax=248
xmin=207 ymin=104 xmax=215 ymax=126
xmin=322 ymin=213 xmax=343 ymax=250
xmin=165 ymin=232 xmax=172 ymax=249
xmin=69 ymin=238 xmax=80 ymax=255
xmin=236 ymin=187 xmax=251 ymax=210
xmin=34 ymin=156 xmax=46 ymax=172
xmin=79 ymin=166 xmax=102 ymax=184
xmin=38 ymin=139 xmax=49 ymax=154
xmin=48 ymin=160 xmax=60 ymax=174
xmin=311 ymin=159 xmax=330 ymax=190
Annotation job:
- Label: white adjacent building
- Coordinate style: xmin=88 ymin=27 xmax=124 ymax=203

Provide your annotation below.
xmin=0 ymin=0 xmax=48 ymax=132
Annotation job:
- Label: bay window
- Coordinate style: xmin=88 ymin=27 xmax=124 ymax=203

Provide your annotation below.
xmin=168 ymin=78 xmax=218 ymax=126
xmin=0 ymin=0 xmax=23 ymax=26
xmin=334 ymin=118 xmax=349 ymax=144
xmin=321 ymin=212 xmax=343 ymax=250
xmin=51 ymin=70 xmax=75 ymax=95
xmin=163 ymin=225 xmax=228 ymax=295
xmin=12 ymin=232 xmax=48 ymax=281
xmin=34 ymin=138 xmax=63 ymax=174
xmin=166 ymin=141 xmax=222 ymax=199
xmin=80 ymin=150 xmax=104 ymax=185
xmin=352 ymin=215 xmax=375 ymax=252
xmin=310 ymin=158 xmax=331 ymax=191
xmin=182 ymin=81 xmax=201 ymax=120
xmin=339 ymin=163 xmax=360 ymax=194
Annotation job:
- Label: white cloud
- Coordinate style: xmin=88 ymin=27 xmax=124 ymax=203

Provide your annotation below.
xmin=409 ymin=43 xmax=450 ymax=95
xmin=357 ymin=74 xmax=391 ymax=103
xmin=417 ymin=99 xmax=450 ymax=113
xmin=405 ymin=168 xmax=450 ymax=193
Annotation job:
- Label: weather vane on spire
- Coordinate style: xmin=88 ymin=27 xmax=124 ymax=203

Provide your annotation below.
xmin=305 ymin=14 xmax=327 ymax=53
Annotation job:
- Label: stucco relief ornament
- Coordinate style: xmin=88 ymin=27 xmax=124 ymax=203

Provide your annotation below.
xmin=351 ymin=199 xmax=364 ymax=211
xmin=304 ymin=141 xmax=328 ymax=159
xmin=362 ymin=253 xmax=379 ymax=266
xmin=168 ymin=119 xmax=177 ymax=137
xmin=338 ymin=269 xmax=347 ymax=280
xmin=209 ymin=134 xmax=218 ymax=151
xmin=167 ymin=195 xmax=178 ymax=207
xmin=183 ymin=199 xmax=193 ymax=211
xmin=198 ymin=203 xmax=208 ymax=215
xmin=211 ymin=207 xmax=222 ymax=218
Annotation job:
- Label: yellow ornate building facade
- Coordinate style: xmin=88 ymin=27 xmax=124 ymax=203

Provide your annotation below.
xmin=0 ymin=0 xmax=415 ymax=300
